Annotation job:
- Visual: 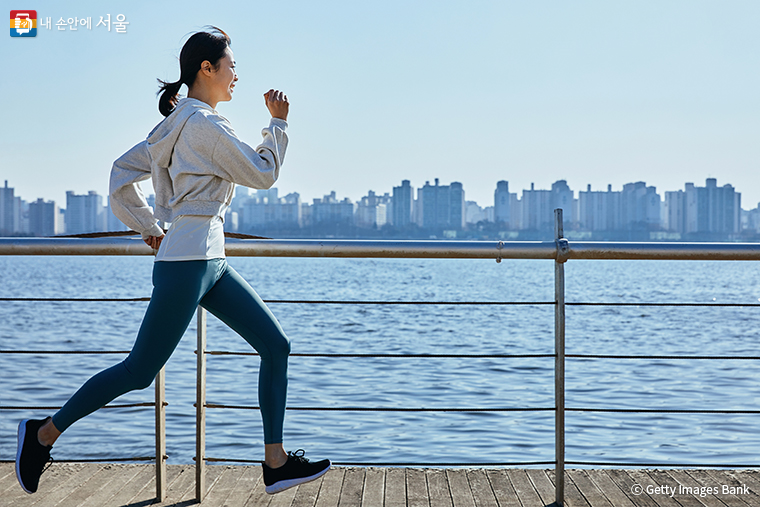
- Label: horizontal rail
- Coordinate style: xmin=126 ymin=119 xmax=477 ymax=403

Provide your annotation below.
xmin=3 ymin=237 xmax=760 ymax=260
xmin=567 ymin=354 xmax=760 ymax=360
xmin=204 ymin=404 xmax=553 ymax=412
xmin=0 ymin=402 xmax=158 ymax=410
xmin=566 ymin=460 xmax=760 ymax=468
xmin=0 ymin=350 xmax=131 ymax=354
xmin=566 ymin=408 xmax=760 ymax=414
xmin=203 ymin=457 xmax=557 ymax=466
xmin=204 ymin=351 xmax=554 ymax=358
xmin=0 ymin=456 xmax=157 ymax=463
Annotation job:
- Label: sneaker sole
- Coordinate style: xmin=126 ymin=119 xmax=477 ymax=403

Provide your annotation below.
xmin=16 ymin=419 xmax=33 ymax=494
xmin=265 ymin=462 xmax=331 ymax=494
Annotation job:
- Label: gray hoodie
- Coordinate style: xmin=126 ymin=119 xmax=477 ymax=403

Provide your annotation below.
xmin=109 ymin=98 xmax=288 ymax=238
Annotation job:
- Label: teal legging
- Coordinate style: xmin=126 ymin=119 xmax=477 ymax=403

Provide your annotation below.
xmin=52 ymin=258 xmax=290 ymax=444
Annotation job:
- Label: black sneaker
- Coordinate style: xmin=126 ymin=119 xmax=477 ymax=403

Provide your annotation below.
xmin=262 ymin=449 xmax=331 ymax=494
xmin=16 ymin=417 xmax=54 ymax=494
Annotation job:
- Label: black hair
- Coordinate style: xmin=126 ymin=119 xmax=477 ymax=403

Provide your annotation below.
xmin=156 ymin=26 xmax=232 ymax=117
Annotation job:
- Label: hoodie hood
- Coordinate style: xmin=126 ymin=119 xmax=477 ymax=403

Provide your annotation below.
xmin=146 ymin=98 xmax=215 ymax=170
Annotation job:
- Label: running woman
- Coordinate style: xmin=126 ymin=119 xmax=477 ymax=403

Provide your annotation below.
xmin=16 ymin=26 xmax=330 ymax=496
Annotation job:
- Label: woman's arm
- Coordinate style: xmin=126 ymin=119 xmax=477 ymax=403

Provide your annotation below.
xmin=109 ymin=140 xmax=165 ymax=240
xmin=209 ymin=89 xmax=290 ymax=189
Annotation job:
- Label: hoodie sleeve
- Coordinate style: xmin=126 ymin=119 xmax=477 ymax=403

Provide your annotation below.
xmin=210 ymin=117 xmax=288 ymax=189
xmin=109 ymin=140 xmax=165 ymax=239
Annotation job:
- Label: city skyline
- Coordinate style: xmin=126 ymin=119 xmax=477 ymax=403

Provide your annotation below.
xmin=2 ymin=173 xmax=757 ymax=216
xmin=0 ymin=175 xmax=753 ymax=241
xmin=0 ymin=174 xmax=752 ymax=209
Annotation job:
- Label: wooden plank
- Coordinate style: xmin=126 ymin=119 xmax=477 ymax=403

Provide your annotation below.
xmin=174 ymin=464 xmax=225 ymax=505
xmin=53 ymin=464 xmax=126 ymax=507
xmin=446 ymin=469 xmax=475 ymax=507
xmin=698 ymin=469 xmax=757 ymax=507
xmin=663 ymin=469 xmax=728 ymax=507
xmin=202 ymin=465 xmax=248 ymax=507
xmin=581 ymin=469 xmax=636 ymax=507
xmin=427 ymin=468 xmax=453 ymax=507
xmin=0 ymin=464 xmax=22 ymax=496
xmin=0 ymin=463 xmax=77 ymax=506
xmin=406 ymin=467 xmax=429 ymax=507
xmin=338 ymin=467 xmax=365 ymax=507
xmin=77 ymin=464 xmax=150 ymax=507
xmin=484 ymin=469 xmax=520 ymax=507
xmin=26 ymin=462 xmax=102 ymax=507
xmin=314 ymin=466 xmax=345 ymax=507
xmin=101 ymin=463 xmax=164 ymax=506
xmin=269 ymin=478 xmax=300 ymax=507
xmin=223 ymin=466 xmax=262 ymax=507
xmin=645 ymin=469 xmax=711 ymax=507
xmin=0 ymin=464 xmax=16 ymax=493
xmin=152 ymin=465 xmax=198 ymax=505
xmin=605 ymin=469 xmax=661 ymax=507
xmin=384 ymin=467 xmax=406 ymax=507
xmin=244 ymin=469 xmax=276 ymax=507
xmin=291 ymin=466 xmax=324 ymax=507
xmin=507 ymin=469 xmax=543 ymax=507
xmin=725 ymin=469 xmax=760 ymax=501
xmin=633 ymin=469 xmax=689 ymax=507
xmin=4 ymin=463 xmax=84 ymax=505
xmin=526 ymin=469 xmax=561 ymax=506
xmin=566 ymin=469 xmax=613 ymax=507
xmin=466 ymin=469 xmax=498 ymax=507
xmin=361 ymin=467 xmax=385 ymax=507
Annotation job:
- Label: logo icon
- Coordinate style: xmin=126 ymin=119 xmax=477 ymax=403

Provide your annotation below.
xmin=10 ymin=10 xmax=37 ymax=37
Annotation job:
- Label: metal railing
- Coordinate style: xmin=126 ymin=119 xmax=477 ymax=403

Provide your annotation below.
xmin=3 ymin=209 xmax=760 ymax=506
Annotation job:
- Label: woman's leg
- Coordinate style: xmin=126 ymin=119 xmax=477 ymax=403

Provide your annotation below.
xmin=49 ymin=260 xmax=224 ymax=437
xmin=199 ymin=262 xmax=291 ymax=454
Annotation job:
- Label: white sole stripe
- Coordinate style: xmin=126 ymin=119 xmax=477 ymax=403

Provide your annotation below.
xmin=16 ymin=419 xmax=33 ymax=494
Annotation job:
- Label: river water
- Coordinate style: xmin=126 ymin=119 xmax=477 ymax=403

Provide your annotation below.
xmin=1 ymin=255 xmax=759 ymax=467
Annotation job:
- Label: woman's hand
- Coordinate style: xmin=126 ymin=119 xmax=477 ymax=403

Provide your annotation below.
xmin=264 ymin=89 xmax=289 ymax=121
xmin=144 ymin=234 xmax=164 ymax=250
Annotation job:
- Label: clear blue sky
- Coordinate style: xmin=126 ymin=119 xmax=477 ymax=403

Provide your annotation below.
xmin=3 ymin=1 xmax=760 ymax=208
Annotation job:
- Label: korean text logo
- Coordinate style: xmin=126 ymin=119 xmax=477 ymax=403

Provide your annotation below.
xmin=10 ymin=10 xmax=37 ymax=37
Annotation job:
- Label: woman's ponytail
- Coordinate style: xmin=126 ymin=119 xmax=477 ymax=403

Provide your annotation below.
xmin=155 ymin=26 xmax=231 ymax=118
xmin=157 ymin=78 xmax=184 ymax=117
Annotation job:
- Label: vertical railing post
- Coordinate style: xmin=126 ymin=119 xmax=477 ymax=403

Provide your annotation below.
xmin=554 ymin=209 xmax=567 ymax=506
xmin=155 ymin=366 xmax=166 ymax=502
xmin=196 ymin=306 xmax=207 ymax=502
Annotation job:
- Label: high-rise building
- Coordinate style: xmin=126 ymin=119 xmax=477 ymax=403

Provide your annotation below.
xmin=520 ymin=183 xmax=554 ymax=230
xmin=578 ymin=184 xmax=621 ymax=231
xmin=356 ymin=191 xmax=389 ymax=228
xmin=28 ymin=199 xmax=59 ymax=236
xmin=419 ymin=179 xmax=465 ymax=230
xmin=679 ymin=179 xmax=741 ymax=235
xmin=0 ymin=180 xmax=20 ymax=234
xmin=311 ymin=192 xmax=355 ymax=225
xmin=65 ymin=191 xmax=105 ymax=235
xmin=240 ymin=191 xmax=302 ymax=230
xmin=494 ymin=181 xmax=512 ymax=226
xmin=392 ymin=180 xmax=414 ymax=228
xmin=620 ymin=182 xmax=660 ymax=229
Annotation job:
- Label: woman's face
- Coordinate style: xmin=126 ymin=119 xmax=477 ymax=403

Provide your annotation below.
xmin=209 ymin=47 xmax=237 ymax=104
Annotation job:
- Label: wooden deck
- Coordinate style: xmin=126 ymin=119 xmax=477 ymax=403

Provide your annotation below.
xmin=1 ymin=463 xmax=759 ymax=506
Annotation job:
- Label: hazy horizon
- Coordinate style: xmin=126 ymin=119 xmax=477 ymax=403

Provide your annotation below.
xmin=4 ymin=1 xmax=759 ymax=208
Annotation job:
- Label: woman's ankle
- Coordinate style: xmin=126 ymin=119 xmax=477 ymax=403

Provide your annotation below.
xmin=264 ymin=443 xmax=288 ymax=468
xmin=37 ymin=418 xmax=61 ymax=447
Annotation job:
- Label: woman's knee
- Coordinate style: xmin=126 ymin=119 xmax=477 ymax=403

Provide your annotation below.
xmin=261 ymin=332 xmax=291 ymax=362
xmin=121 ymin=360 xmax=160 ymax=391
